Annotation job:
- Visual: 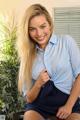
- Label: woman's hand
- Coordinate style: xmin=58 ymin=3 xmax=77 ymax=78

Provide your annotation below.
xmin=56 ymin=104 xmax=72 ymax=119
xmin=36 ymin=69 xmax=50 ymax=88
xmin=26 ymin=69 xmax=50 ymax=103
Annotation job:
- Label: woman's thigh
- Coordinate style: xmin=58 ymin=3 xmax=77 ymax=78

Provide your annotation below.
xmin=23 ymin=110 xmax=45 ymax=120
xmin=66 ymin=113 xmax=80 ymax=120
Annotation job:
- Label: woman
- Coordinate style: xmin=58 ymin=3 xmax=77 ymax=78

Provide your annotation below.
xmin=17 ymin=4 xmax=80 ymax=120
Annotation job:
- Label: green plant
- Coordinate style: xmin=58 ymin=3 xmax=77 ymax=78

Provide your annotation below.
xmin=0 ymin=14 xmax=24 ymax=119
xmin=0 ymin=99 xmax=5 ymax=112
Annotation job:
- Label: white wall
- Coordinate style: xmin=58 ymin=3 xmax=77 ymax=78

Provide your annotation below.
xmin=16 ymin=0 xmax=54 ymax=18
xmin=53 ymin=0 xmax=80 ymax=7
xmin=16 ymin=0 xmax=80 ymax=19
xmin=0 ymin=0 xmax=80 ymax=17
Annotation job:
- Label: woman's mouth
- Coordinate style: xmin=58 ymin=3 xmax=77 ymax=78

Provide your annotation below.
xmin=38 ymin=36 xmax=46 ymax=41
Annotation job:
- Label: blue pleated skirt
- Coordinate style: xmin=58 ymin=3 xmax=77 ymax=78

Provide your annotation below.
xmin=24 ymin=80 xmax=80 ymax=119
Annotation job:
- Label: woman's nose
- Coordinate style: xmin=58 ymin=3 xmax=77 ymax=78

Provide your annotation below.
xmin=36 ymin=29 xmax=42 ymax=37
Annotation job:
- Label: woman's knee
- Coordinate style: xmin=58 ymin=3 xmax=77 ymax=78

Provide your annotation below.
xmin=23 ymin=110 xmax=45 ymax=120
xmin=24 ymin=111 xmax=31 ymax=120
xmin=66 ymin=113 xmax=80 ymax=120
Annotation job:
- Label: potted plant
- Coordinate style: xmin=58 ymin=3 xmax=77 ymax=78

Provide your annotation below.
xmin=0 ymin=13 xmax=24 ymax=120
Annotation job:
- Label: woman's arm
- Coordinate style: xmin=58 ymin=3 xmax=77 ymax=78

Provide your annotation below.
xmin=57 ymin=74 xmax=80 ymax=119
xmin=65 ymin=74 xmax=80 ymax=108
xmin=26 ymin=70 xmax=50 ymax=103
xmin=26 ymin=79 xmax=42 ymax=103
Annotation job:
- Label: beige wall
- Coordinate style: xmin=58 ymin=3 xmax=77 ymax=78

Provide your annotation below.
xmin=0 ymin=0 xmax=20 ymax=13
xmin=0 ymin=0 xmax=80 ymax=16
xmin=16 ymin=0 xmax=54 ymax=18
xmin=54 ymin=0 xmax=80 ymax=7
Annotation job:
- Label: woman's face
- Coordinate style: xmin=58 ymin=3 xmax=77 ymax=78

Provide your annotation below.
xmin=28 ymin=15 xmax=51 ymax=49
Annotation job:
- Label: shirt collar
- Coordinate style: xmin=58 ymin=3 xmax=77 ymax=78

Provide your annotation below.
xmin=36 ymin=44 xmax=44 ymax=52
xmin=49 ymin=33 xmax=58 ymax=45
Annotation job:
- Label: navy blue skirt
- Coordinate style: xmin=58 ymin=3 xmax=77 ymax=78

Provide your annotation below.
xmin=24 ymin=80 xmax=80 ymax=119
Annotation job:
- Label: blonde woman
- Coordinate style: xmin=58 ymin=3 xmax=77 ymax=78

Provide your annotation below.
xmin=17 ymin=4 xmax=80 ymax=120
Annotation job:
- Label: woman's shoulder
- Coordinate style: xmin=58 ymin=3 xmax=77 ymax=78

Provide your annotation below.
xmin=56 ymin=34 xmax=73 ymax=41
xmin=56 ymin=34 xmax=75 ymax=45
xmin=51 ymin=33 xmax=76 ymax=47
xmin=54 ymin=34 xmax=78 ymax=51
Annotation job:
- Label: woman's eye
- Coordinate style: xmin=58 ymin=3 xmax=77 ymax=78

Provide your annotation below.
xmin=40 ymin=26 xmax=46 ymax=29
xmin=29 ymin=28 xmax=35 ymax=32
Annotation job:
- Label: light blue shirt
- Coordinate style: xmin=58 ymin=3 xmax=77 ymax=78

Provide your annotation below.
xmin=22 ymin=33 xmax=80 ymax=96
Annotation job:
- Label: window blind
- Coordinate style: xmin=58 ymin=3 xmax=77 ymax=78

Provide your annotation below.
xmin=54 ymin=7 xmax=80 ymax=48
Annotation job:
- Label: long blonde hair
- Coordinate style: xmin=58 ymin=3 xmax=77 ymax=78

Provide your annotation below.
xmin=16 ymin=4 xmax=53 ymax=94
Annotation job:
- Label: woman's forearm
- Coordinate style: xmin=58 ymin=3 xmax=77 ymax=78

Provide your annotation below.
xmin=26 ymin=70 xmax=50 ymax=103
xmin=26 ymin=80 xmax=42 ymax=103
xmin=66 ymin=74 xmax=80 ymax=108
